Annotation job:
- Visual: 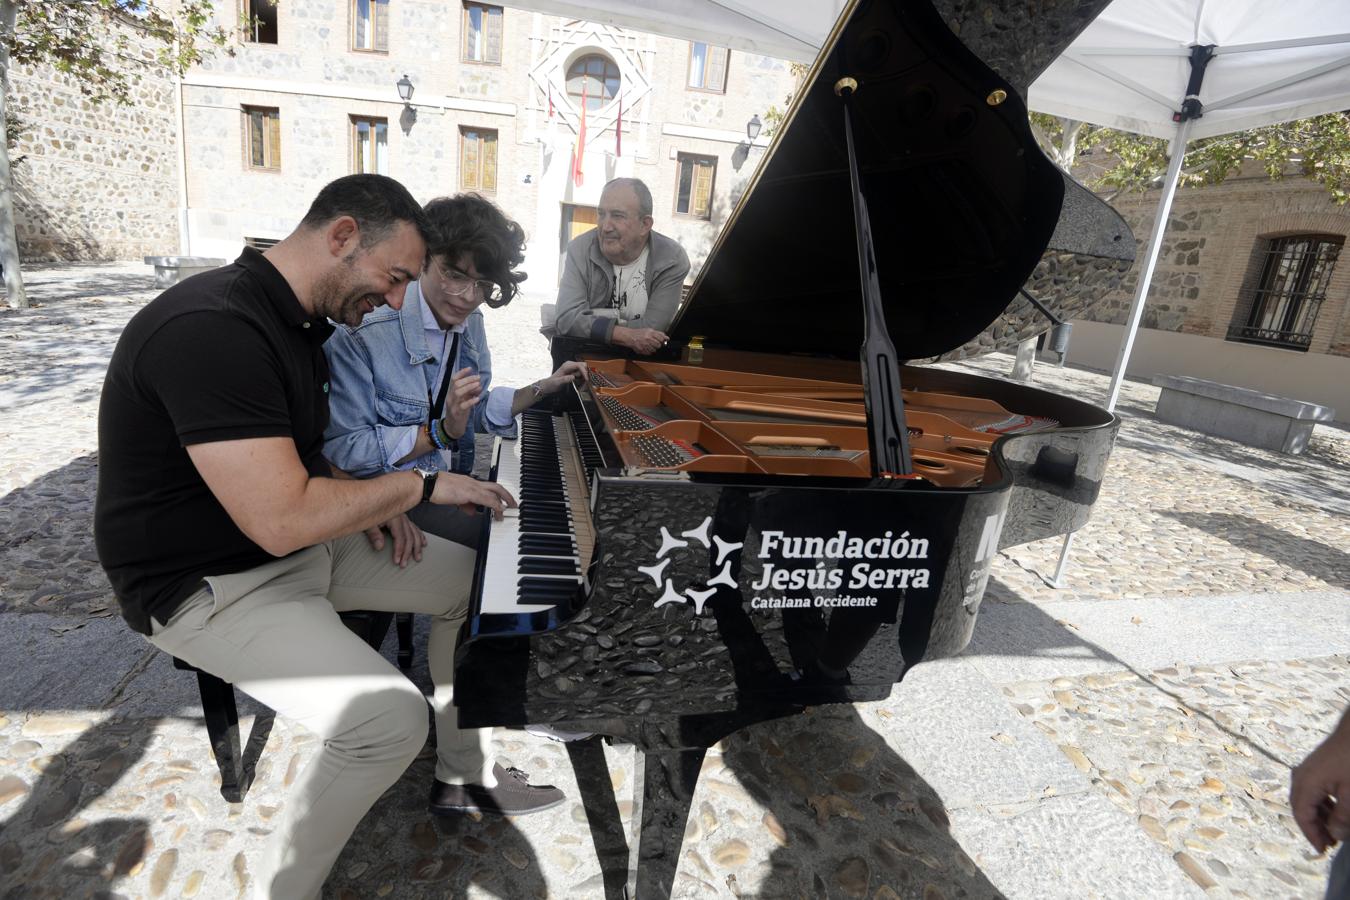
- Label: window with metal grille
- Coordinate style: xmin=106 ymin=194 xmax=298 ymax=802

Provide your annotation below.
xmin=243 ymin=106 xmax=281 ymax=170
xmin=243 ymin=0 xmax=278 ymax=43
xmin=687 ymin=42 xmax=728 ymax=92
xmin=352 ymin=0 xmax=389 ymax=52
xmin=351 ymin=116 xmax=388 ymax=175
xmin=463 ymin=2 xmax=503 ymax=64
xmin=566 ymin=55 xmax=619 ymax=111
xmin=1228 ymin=234 xmax=1342 ymax=351
xmin=460 ymin=127 xmax=498 ymax=192
xmin=675 ymin=153 xmax=716 ymax=219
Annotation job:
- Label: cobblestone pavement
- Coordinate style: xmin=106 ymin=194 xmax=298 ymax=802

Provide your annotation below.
xmin=1 ymin=263 xmax=1348 ymax=899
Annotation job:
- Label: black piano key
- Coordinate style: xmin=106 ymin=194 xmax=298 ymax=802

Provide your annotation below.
xmin=518 ymin=535 xmax=576 ymax=555
xmin=518 ymin=557 xmax=580 ymax=576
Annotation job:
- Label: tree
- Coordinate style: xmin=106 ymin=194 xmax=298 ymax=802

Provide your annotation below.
xmin=0 ymin=0 xmax=230 ymax=309
xmin=1031 ymin=111 xmax=1350 ymax=205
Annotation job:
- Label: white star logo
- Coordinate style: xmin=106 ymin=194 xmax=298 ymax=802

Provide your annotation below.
xmin=640 ymin=516 xmax=744 ymax=616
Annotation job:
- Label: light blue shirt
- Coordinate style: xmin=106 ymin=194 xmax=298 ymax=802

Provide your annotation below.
xmin=322 ymin=280 xmax=517 ymax=477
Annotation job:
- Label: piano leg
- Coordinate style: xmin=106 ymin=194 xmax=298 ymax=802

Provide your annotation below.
xmin=628 ymin=747 xmax=706 ymax=900
xmin=565 ymin=737 xmax=631 ymax=900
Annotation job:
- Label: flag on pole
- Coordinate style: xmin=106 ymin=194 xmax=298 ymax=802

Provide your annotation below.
xmin=572 ymin=84 xmax=587 ymax=187
xmin=615 ymin=96 xmax=622 ymax=157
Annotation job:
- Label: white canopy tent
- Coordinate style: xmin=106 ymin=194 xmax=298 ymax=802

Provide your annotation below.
xmin=1027 ymin=0 xmax=1350 ymax=414
xmin=1025 ymin=0 xmax=1350 ymax=583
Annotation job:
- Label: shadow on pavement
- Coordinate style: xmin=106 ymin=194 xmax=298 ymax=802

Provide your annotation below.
xmin=1157 ymin=510 xmax=1349 ymax=591
xmin=0 ymin=719 xmax=154 ymax=900
xmin=728 ymin=704 xmax=1005 ymax=899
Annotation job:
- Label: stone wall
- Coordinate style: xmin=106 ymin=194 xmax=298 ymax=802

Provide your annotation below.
xmin=1084 ymin=168 xmax=1350 ymax=359
xmin=7 ymin=24 xmax=180 ymax=261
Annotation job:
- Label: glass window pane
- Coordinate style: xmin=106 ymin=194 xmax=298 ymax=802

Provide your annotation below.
xmin=354 ymin=0 xmax=370 ymax=49
xmin=374 ymin=0 xmax=388 ymax=51
xmin=249 ymin=111 xmax=264 ymax=166
xmin=689 ymin=43 xmax=706 ymax=88
xmin=374 ymin=122 xmax=387 ymax=175
xmin=676 ymin=158 xmax=693 ymax=214
xmin=267 ymin=111 xmax=280 ymax=168
xmin=467 ymin=6 xmax=482 ymax=60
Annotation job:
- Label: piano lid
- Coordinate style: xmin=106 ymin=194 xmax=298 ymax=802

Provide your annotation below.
xmin=670 ymin=0 xmax=1131 ymax=362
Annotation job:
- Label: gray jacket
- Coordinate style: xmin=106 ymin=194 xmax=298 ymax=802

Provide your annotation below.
xmin=554 ymin=229 xmax=690 ymax=342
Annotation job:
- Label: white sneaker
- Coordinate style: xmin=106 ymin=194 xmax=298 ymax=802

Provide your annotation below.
xmin=525 ymin=723 xmax=594 ymax=743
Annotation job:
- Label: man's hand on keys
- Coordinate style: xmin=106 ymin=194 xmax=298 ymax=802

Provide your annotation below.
xmin=431 ymin=472 xmax=517 ymax=518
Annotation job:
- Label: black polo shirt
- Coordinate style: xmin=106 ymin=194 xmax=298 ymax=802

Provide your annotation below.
xmin=95 ymin=248 xmax=335 ymax=635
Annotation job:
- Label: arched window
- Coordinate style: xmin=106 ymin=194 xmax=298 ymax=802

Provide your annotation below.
xmin=566 ymin=54 xmax=620 ymax=111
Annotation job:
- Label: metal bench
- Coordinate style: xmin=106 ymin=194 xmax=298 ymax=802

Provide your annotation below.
xmin=1153 ymin=374 xmax=1335 ymax=454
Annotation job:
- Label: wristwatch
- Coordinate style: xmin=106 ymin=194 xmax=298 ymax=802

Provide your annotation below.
xmin=413 ymin=466 xmax=438 ymax=504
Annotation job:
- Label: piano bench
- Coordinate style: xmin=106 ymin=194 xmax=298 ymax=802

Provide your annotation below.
xmin=171 ymin=609 xmax=404 ymax=803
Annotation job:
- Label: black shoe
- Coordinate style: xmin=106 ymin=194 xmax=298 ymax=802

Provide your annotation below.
xmin=428 ymin=762 xmax=564 ymax=816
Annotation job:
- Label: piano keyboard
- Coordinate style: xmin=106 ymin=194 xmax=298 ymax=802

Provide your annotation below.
xmin=477 ymin=409 xmax=595 ymax=616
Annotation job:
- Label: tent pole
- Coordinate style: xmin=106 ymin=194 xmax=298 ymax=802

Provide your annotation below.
xmin=1104 ymin=115 xmax=1194 ymax=413
xmin=1051 ymin=115 xmax=1194 ymax=589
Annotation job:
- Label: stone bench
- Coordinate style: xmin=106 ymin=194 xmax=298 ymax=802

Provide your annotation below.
xmin=143 ymin=256 xmax=226 ymax=288
xmin=1152 ymin=374 xmax=1335 ymax=454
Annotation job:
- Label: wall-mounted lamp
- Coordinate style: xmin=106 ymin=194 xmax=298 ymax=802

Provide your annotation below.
xmin=396 ymin=74 xmax=415 ymax=107
xmin=746 ymin=114 xmax=762 ymax=141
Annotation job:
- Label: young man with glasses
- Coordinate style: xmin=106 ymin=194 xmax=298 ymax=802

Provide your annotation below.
xmin=322 ymin=193 xmax=586 ymax=815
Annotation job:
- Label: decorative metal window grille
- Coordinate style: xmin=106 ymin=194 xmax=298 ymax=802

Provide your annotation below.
xmin=1228 ymin=234 xmax=1342 ymax=351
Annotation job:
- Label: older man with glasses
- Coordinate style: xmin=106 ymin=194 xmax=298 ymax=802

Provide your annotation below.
xmin=322 ymin=192 xmax=586 ymax=817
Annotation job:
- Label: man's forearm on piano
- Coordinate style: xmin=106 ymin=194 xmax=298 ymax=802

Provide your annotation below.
xmin=510 ymin=381 xmax=546 ymax=418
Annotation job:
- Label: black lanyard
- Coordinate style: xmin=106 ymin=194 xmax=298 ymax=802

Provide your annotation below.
xmin=429 ymin=331 xmax=461 ymax=425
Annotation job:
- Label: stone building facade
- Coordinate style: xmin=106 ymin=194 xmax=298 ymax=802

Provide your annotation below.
xmin=180 ymin=1 xmax=796 ymax=289
xmin=1063 ymin=164 xmax=1350 ymax=419
xmin=1087 ymin=169 xmax=1350 ymax=359
xmin=7 ymin=25 xmax=180 ymax=261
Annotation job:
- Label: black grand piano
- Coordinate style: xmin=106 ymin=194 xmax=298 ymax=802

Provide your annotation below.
xmin=459 ymin=1 xmax=1134 ymax=896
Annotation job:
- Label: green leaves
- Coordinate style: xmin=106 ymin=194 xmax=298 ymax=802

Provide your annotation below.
xmin=1030 ymin=111 xmax=1350 ymax=205
xmin=3 ymin=0 xmax=230 ymax=105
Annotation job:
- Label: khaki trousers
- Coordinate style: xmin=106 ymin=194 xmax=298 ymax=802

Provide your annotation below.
xmin=147 ymin=532 xmax=487 ymax=900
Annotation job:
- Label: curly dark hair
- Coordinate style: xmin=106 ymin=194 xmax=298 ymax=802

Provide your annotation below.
xmin=421 ymin=194 xmax=527 ymax=307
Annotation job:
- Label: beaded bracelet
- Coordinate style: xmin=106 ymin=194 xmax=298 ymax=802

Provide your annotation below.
xmin=426 ymin=420 xmax=446 ymax=451
xmin=432 ymin=417 xmax=452 ymax=449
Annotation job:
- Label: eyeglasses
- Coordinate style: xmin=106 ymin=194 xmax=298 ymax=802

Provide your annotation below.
xmin=435 ymin=263 xmax=505 ymax=306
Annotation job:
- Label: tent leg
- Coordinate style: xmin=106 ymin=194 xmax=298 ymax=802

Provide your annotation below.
xmin=1051 ymin=531 xmax=1075 ymax=588
xmin=1103 ymin=117 xmax=1194 ymax=414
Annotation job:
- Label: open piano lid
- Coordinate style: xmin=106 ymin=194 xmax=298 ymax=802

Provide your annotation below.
xmin=670 ymin=0 xmax=1133 ymax=362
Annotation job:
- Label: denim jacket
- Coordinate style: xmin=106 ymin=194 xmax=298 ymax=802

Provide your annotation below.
xmin=323 ymin=281 xmax=517 ymax=477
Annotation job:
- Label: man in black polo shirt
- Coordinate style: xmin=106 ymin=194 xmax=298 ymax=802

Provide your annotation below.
xmin=95 ymin=175 xmax=560 ymax=900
